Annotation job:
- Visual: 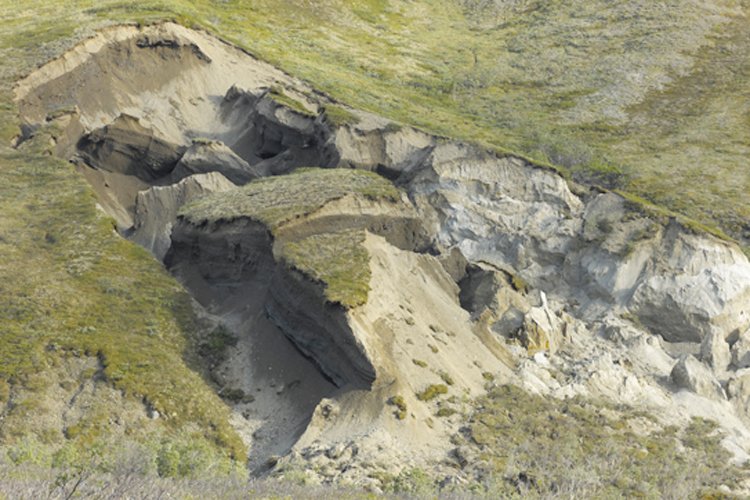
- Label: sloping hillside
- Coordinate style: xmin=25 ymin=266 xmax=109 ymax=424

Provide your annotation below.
xmin=3 ymin=1 xmax=750 ymax=243
xmin=2 ymin=1 xmax=750 ymax=497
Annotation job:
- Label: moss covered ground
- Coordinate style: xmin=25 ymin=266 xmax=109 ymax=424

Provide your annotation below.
xmin=281 ymin=230 xmax=371 ymax=308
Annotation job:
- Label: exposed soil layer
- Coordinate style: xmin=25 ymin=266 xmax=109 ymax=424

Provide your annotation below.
xmin=13 ymin=22 xmax=469 ymax=472
xmin=15 ymin=22 xmax=750 ymax=490
xmin=14 ymin=22 xmax=351 ymax=468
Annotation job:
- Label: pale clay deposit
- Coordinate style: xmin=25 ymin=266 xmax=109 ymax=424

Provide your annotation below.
xmin=15 ymin=22 xmax=750 ymax=488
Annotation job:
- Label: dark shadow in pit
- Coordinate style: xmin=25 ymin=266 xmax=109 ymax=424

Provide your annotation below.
xmin=12 ymin=31 xmax=347 ymax=468
xmin=164 ymin=217 xmax=374 ymax=470
xmin=11 ymin=25 xmax=437 ymax=469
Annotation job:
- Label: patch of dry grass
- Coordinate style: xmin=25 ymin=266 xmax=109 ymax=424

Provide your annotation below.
xmin=457 ymin=384 xmax=744 ymax=498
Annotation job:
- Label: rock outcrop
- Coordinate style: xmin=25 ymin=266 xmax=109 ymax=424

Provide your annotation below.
xmin=401 ymin=146 xmax=750 ymax=346
xmin=701 ymin=330 xmax=732 ymax=374
xmin=671 ymin=355 xmax=726 ymax=401
xmin=518 ymin=293 xmax=568 ymax=355
xmin=729 ymin=370 xmax=750 ymax=420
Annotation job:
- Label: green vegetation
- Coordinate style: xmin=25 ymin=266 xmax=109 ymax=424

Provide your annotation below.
xmin=4 ymin=435 xmax=233 ymax=478
xmin=0 ymin=450 xmax=378 ymax=498
xmin=0 ymin=380 xmax=9 ymax=403
xmin=382 ymin=122 xmax=403 ymax=134
xmin=220 ymin=388 xmax=253 ymax=404
xmin=416 ymin=384 xmax=448 ymax=402
xmin=437 ymin=370 xmax=454 ymax=386
xmin=324 ymin=104 xmax=360 ymax=127
xmin=191 ymin=137 xmax=217 ymax=146
xmin=615 ymin=189 xmax=733 ymax=243
xmin=268 ymin=86 xmax=316 ymax=117
xmin=197 ymin=324 xmax=237 ymax=365
xmin=282 ymin=230 xmax=371 ymax=308
xmin=411 ymin=358 xmax=427 ymax=368
xmin=2 ymin=0 xmax=750 ymax=488
xmin=435 ymin=407 xmax=457 ymax=418
xmin=388 ymin=395 xmax=407 ymax=420
xmin=181 ymin=168 xmax=399 ymax=229
xmin=510 ymin=273 xmax=528 ymax=294
xmin=0 ymin=136 xmax=244 ymax=463
xmin=2 ymin=0 xmax=747 ymax=245
xmin=459 ymin=385 xmax=744 ymax=497
xmin=380 ymin=468 xmax=435 ymax=496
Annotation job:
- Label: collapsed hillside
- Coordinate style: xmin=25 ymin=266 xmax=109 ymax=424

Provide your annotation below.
xmin=10 ymin=22 xmax=750 ymax=493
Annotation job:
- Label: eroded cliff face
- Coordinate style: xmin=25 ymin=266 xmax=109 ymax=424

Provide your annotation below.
xmin=403 ymin=142 xmax=750 ymax=346
xmin=14 ymin=21 xmax=750 ymax=488
xmin=167 ymin=212 xmax=379 ymax=391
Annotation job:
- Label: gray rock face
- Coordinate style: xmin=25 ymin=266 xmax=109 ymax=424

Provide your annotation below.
xmin=670 ymin=355 xmax=725 ymax=400
xmin=171 ymin=141 xmax=259 ymax=185
xmin=627 ymin=225 xmax=750 ymax=343
xmin=408 ymin=142 xmax=583 ymax=295
xmin=220 ymin=86 xmax=338 ymax=176
xmin=132 ymin=172 xmax=235 ymax=260
xmin=728 ymin=370 xmax=750 ymax=419
xmin=245 ymin=93 xmax=318 ymax=162
xmin=458 ymin=266 xmax=506 ymax=317
xmin=332 ymin=122 xmax=434 ymax=177
xmin=700 ymin=330 xmax=732 ymax=374
xmin=404 ymin=145 xmax=750 ymax=345
xmin=457 ymin=265 xmax=534 ymax=340
xmin=732 ymin=330 xmax=750 ymax=369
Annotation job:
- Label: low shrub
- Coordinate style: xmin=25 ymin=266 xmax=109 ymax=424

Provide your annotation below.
xmin=416 ymin=384 xmax=448 ymax=401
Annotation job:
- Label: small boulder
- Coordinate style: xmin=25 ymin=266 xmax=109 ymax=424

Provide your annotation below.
xmin=517 ymin=292 xmax=565 ymax=354
xmin=457 ymin=265 xmax=505 ymax=318
xmin=171 ymin=140 xmax=259 ymax=185
xmin=670 ymin=355 xmax=725 ymax=400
